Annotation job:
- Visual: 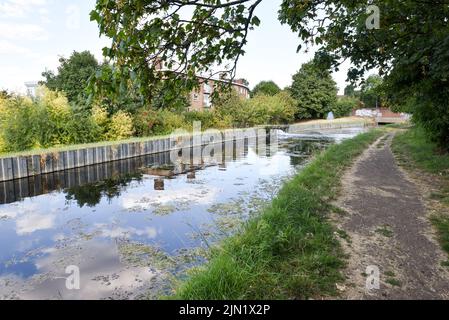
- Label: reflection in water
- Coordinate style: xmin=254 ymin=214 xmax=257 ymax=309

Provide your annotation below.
xmin=154 ymin=179 xmax=165 ymax=191
xmin=0 ymin=128 xmax=366 ymax=299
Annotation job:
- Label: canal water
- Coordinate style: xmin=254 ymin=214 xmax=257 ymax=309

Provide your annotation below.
xmin=0 ymin=127 xmax=366 ymax=299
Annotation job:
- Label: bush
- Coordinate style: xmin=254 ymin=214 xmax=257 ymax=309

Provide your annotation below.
xmin=151 ymin=109 xmax=186 ymax=135
xmin=106 ymin=111 xmax=134 ymax=140
xmin=92 ymin=105 xmax=134 ymax=141
xmin=133 ymin=108 xmax=157 ymax=137
xmin=0 ymin=87 xmax=106 ymax=153
xmin=183 ymin=110 xmax=216 ymax=130
xmin=216 ymin=91 xmax=296 ymax=127
xmin=0 ymin=95 xmax=40 ymax=152
xmin=332 ymin=97 xmax=359 ymax=118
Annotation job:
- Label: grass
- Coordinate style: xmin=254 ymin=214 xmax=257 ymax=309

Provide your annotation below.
xmin=385 ymin=278 xmax=401 ymax=287
xmin=172 ymin=129 xmax=384 ymax=300
xmin=392 ymin=127 xmax=449 ymax=264
xmin=375 ymin=225 xmax=394 ymax=238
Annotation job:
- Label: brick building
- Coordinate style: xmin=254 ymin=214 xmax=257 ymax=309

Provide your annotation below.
xmin=188 ymin=76 xmax=250 ymax=111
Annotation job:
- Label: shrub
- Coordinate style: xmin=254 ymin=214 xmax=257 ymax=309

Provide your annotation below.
xmin=92 ymin=105 xmax=110 ymax=137
xmin=35 ymin=86 xmax=73 ymax=146
xmin=0 ymin=95 xmax=40 ymax=152
xmin=133 ymin=108 xmax=157 ymax=137
xmin=92 ymin=105 xmax=134 ymax=141
xmin=151 ymin=109 xmax=186 ymax=135
xmin=184 ymin=110 xmax=218 ymax=130
xmin=106 ymin=111 xmax=134 ymax=140
xmin=216 ymin=91 xmax=296 ymax=127
xmin=0 ymin=87 xmax=109 ymax=153
xmin=332 ymin=97 xmax=359 ymax=118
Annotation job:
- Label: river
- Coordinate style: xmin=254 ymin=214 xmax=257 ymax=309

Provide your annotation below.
xmin=0 ymin=127 xmax=366 ymax=299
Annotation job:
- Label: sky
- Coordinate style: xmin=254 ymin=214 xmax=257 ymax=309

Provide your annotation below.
xmin=0 ymin=0 xmax=350 ymax=94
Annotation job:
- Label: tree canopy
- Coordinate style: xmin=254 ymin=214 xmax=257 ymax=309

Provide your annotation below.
xmin=91 ymin=0 xmax=449 ymax=149
xmin=360 ymin=75 xmax=383 ymax=109
xmin=289 ymin=61 xmax=337 ymax=119
xmin=251 ymin=81 xmax=281 ymax=97
xmin=41 ymin=51 xmax=99 ymax=104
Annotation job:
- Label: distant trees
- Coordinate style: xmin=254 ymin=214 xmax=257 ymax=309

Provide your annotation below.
xmin=289 ymin=61 xmax=338 ymax=119
xmin=41 ymin=51 xmax=99 ymax=105
xmin=332 ymin=97 xmax=359 ymax=118
xmin=360 ymin=75 xmax=383 ymax=109
xmin=251 ymin=81 xmax=281 ymax=97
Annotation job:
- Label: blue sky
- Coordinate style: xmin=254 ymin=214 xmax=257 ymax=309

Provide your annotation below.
xmin=0 ymin=0 xmax=350 ymax=94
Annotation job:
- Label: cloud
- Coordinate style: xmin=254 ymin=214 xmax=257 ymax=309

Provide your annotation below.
xmin=15 ymin=212 xmax=55 ymax=235
xmin=0 ymin=0 xmax=47 ymax=18
xmin=0 ymin=40 xmax=31 ymax=55
xmin=94 ymin=224 xmax=160 ymax=240
xmin=0 ymin=22 xmax=48 ymax=41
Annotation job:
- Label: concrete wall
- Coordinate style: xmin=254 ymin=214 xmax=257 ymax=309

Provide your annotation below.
xmin=288 ymin=119 xmax=374 ymax=133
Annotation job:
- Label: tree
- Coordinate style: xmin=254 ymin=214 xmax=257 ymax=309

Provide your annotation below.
xmin=360 ymin=75 xmax=383 ymax=109
xmin=332 ymin=97 xmax=359 ymax=118
xmin=41 ymin=51 xmax=99 ymax=104
xmin=289 ymin=61 xmax=337 ymax=119
xmin=344 ymin=85 xmax=354 ymax=97
xmin=90 ymin=0 xmax=264 ymax=105
xmin=251 ymin=81 xmax=281 ymax=97
xmin=277 ymin=1 xmax=449 ymax=149
xmin=91 ymin=1 xmax=449 ymax=149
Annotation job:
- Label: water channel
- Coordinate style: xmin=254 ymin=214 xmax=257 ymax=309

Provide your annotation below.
xmin=0 ymin=127 xmax=366 ymax=299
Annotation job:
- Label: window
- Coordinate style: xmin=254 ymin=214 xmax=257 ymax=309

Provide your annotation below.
xmin=203 ymin=81 xmax=211 ymax=94
xmin=203 ymin=94 xmax=211 ymax=108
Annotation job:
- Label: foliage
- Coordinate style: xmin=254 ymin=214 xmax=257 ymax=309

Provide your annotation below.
xmin=150 ymin=109 xmax=186 ymax=136
xmin=251 ymin=80 xmax=281 ymax=97
xmin=91 ymin=0 xmax=449 ymax=149
xmin=0 ymin=86 xmax=98 ymax=152
xmin=278 ymin=1 xmax=449 ymax=149
xmin=175 ymin=129 xmax=384 ymax=299
xmin=215 ymin=90 xmax=295 ymax=127
xmin=360 ymin=75 xmax=383 ymax=109
xmin=183 ymin=110 xmax=232 ymax=130
xmin=41 ymin=51 xmax=99 ymax=104
xmin=289 ymin=61 xmax=338 ymax=119
xmin=344 ymin=85 xmax=356 ymax=97
xmin=92 ymin=105 xmax=134 ymax=141
xmin=106 ymin=111 xmax=134 ymax=141
xmin=90 ymin=0 xmax=263 ymax=106
xmin=332 ymin=97 xmax=359 ymax=118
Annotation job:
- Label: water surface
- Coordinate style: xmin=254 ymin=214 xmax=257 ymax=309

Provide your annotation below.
xmin=0 ymin=127 xmax=365 ymax=299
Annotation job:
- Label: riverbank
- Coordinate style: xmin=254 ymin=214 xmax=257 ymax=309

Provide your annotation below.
xmin=0 ymin=118 xmax=374 ymax=183
xmin=173 ymin=128 xmax=383 ymax=299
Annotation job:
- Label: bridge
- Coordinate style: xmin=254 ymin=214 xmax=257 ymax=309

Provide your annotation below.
xmin=376 ymin=117 xmax=409 ymax=124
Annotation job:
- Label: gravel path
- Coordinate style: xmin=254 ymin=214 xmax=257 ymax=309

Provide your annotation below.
xmin=334 ymin=133 xmax=449 ymax=299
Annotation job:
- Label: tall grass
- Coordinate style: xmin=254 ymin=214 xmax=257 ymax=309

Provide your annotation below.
xmin=173 ymin=129 xmax=384 ymax=300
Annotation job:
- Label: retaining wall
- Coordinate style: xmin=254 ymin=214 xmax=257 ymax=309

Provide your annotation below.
xmin=0 ymin=121 xmax=373 ymax=182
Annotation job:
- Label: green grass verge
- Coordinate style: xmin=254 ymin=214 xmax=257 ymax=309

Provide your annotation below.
xmin=172 ymin=129 xmax=384 ymax=300
xmin=392 ymin=127 xmax=449 ymax=263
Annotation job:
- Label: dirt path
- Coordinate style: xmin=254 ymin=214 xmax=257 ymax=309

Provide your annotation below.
xmin=334 ymin=132 xmax=449 ymax=299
